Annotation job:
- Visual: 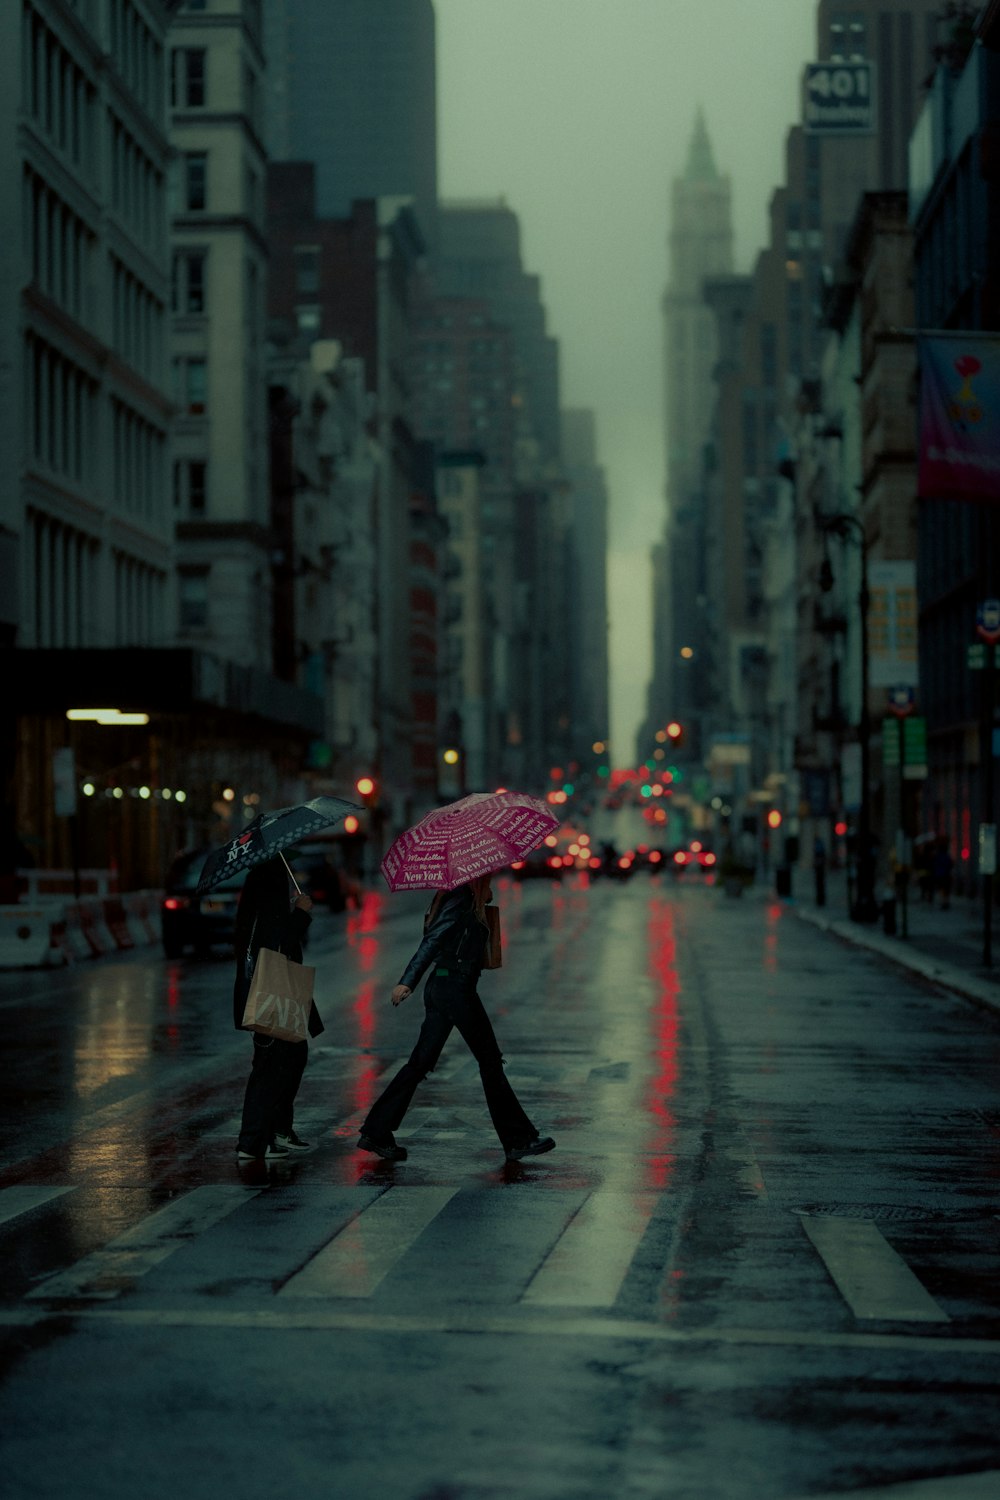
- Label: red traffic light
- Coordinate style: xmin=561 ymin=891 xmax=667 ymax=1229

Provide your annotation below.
xmin=767 ymin=809 xmax=783 ymax=830
xmin=666 ymin=721 xmax=682 ymax=741
xmin=355 ymin=775 xmax=376 ymax=799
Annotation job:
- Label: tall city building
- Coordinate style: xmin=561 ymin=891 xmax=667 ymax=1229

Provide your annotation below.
xmin=561 ymin=410 xmax=610 ymax=765
xmin=435 ymin=202 xmax=568 ymax=784
xmin=263 ymin=0 xmax=438 ymax=249
xmin=1 ymin=0 xmax=175 ymax=881
xmin=640 ymin=111 xmax=732 ymax=760
xmin=169 ymin=0 xmax=272 ymax=668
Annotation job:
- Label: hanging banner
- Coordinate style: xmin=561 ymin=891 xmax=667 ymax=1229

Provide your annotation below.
xmin=918 ymin=333 xmax=1000 ymax=501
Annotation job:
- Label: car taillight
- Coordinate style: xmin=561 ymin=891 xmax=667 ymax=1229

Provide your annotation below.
xmin=163 ymin=898 xmax=183 ymax=910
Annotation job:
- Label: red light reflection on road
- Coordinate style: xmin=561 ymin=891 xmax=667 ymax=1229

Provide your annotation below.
xmin=347 ymin=889 xmax=383 ymax=939
xmin=350 ymin=979 xmax=380 ymax=1123
xmin=763 ymin=901 xmax=783 ymax=972
xmin=645 ymin=898 xmax=680 ymax=1189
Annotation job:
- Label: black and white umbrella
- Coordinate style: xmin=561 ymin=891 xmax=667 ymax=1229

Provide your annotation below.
xmin=195 ymin=795 xmax=361 ymax=895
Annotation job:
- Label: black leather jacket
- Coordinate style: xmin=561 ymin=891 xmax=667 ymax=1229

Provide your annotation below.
xmin=399 ymin=887 xmax=489 ymax=990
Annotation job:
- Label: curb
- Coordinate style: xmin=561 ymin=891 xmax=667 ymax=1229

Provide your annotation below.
xmin=794 ymin=903 xmax=1000 ymax=1018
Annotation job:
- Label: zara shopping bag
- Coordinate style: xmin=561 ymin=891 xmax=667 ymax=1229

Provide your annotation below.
xmin=242 ymin=946 xmax=316 ymax=1043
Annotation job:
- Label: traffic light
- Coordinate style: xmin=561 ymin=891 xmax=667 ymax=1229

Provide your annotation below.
xmin=355 ymin=775 xmax=377 ymax=805
xmin=767 ymin=809 xmax=783 ymax=830
xmin=666 ymin=721 xmax=683 ymax=744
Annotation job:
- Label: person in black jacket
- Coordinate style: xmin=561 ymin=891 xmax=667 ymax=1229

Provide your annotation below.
xmin=233 ymin=856 xmax=321 ymax=1161
xmin=358 ymin=874 xmax=555 ymax=1164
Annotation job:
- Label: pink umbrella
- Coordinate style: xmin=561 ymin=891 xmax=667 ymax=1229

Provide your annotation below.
xmin=380 ymin=791 xmax=560 ymax=892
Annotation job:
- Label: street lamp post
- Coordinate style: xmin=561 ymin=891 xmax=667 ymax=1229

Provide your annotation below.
xmin=819 ymin=512 xmax=879 ymax=923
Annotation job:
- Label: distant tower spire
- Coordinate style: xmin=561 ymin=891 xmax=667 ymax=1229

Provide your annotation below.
xmin=684 ymin=107 xmax=719 ymax=182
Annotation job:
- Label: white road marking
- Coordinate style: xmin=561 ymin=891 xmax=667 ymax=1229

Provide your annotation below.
xmin=3 ymin=1305 xmax=997 ymax=1356
xmin=801 ymin=1215 xmax=950 ymax=1323
xmin=26 ymin=1185 xmax=259 ymax=1301
xmin=801 ymin=1471 xmax=1000 ymax=1499
xmin=278 ymin=1186 xmax=459 ymax=1299
xmin=522 ymin=1191 xmax=657 ymax=1307
xmin=0 ymin=1185 xmax=74 ymax=1228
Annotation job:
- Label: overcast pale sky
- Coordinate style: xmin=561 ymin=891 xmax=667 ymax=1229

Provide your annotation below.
xmin=433 ymin=0 xmax=818 ymax=760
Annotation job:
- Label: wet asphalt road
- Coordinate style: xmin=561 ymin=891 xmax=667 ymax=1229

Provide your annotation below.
xmin=2 ymin=874 xmax=1000 ymax=1500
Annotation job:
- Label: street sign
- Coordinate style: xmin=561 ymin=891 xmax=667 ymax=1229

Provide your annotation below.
xmin=802 ymin=61 xmax=876 ymax=134
xmin=979 ymin=823 xmax=997 ymax=877
xmin=976 ymin=598 xmax=1000 ymax=644
xmin=883 ymin=716 xmax=928 ymax=778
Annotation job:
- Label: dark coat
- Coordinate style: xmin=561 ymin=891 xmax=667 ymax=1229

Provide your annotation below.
xmin=399 ymin=886 xmax=489 ymax=991
xmin=232 ymin=899 xmax=322 ymax=1034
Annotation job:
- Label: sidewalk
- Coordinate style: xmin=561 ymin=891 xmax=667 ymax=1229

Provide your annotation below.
xmin=785 ymin=869 xmax=1000 ymax=1018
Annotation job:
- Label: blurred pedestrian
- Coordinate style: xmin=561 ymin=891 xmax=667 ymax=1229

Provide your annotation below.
xmin=233 ymin=856 xmax=321 ymax=1161
xmin=358 ymin=874 xmax=554 ymax=1164
xmin=932 ymin=842 xmax=954 ymax=911
xmin=812 ymin=836 xmax=827 ymax=907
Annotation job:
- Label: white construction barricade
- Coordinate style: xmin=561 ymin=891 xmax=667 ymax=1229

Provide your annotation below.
xmin=0 ymin=906 xmax=66 ymax=968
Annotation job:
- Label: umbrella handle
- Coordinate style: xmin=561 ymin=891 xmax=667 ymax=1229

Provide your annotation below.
xmin=279 ymin=850 xmax=302 ymax=894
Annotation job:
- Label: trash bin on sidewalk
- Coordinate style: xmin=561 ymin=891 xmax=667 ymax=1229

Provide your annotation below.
xmin=776 ymin=866 xmax=792 ymax=899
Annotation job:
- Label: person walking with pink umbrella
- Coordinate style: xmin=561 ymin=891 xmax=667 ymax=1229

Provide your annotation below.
xmin=358 ymin=793 xmax=558 ymax=1165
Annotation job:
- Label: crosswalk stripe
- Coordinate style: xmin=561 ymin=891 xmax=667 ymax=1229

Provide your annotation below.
xmin=0 ymin=1185 xmax=74 ymax=1228
xmin=801 ymin=1215 xmax=950 ymax=1323
xmin=26 ymin=1185 xmax=259 ymax=1302
xmin=278 ymin=1186 xmax=459 ymax=1300
xmin=801 ymin=1469 xmax=1000 ymax=1499
xmin=521 ymin=1191 xmax=657 ymax=1308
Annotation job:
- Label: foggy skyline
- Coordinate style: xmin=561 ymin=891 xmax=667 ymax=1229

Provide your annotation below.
xmin=433 ymin=0 xmax=818 ymax=760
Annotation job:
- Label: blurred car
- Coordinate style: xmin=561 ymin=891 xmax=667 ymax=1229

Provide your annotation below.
xmin=669 ymin=843 xmax=717 ymax=874
xmin=161 ymin=847 xmax=247 ymax=959
xmin=510 ymin=846 xmax=566 ymax=880
xmin=285 ymin=839 xmax=362 ymax=911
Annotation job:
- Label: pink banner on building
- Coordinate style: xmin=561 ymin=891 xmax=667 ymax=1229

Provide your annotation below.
xmin=918 ymin=333 xmax=1000 ymax=502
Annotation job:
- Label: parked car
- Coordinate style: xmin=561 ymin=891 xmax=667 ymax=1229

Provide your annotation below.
xmin=161 ymin=847 xmax=247 ymax=959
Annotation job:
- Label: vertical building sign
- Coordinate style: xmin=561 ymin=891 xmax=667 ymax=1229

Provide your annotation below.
xmin=868 ymin=561 xmax=918 ymax=688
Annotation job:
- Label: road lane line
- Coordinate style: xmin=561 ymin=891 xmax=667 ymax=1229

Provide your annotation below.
xmin=521 ymin=1191 xmax=657 ymax=1307
xmin=278 ymin=1186 xmax=459 ymax=1299
xmin=26 ymin=1184 xmax=260 ymax=1301
xmin=800 ymin=1471 xmax=1000 ymax=1499
xmin=0 ymin=1185 xmax=74 ymax=1227
xmin=801 ymin=1215 xmax=950 ymax=1323
xmin=4 ymin=1305 xmax=996 ymax=1355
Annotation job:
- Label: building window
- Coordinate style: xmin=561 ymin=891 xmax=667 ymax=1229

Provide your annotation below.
xmin=174 ymin=356 xmax=207 ymax=413
xmin=172 ymin=249 xmax=206 ymax=313
xmin=179 ymin=571 xmax=208 ymax=630
xmin=174 ymin=459 xmax=207 ymax=513
xmin=171 ymin=48 xmax=206 ymax=108
xmin=184 ymin=152 xmax=207 ymax=211
xmin=294 ymin=245 xmax=320 ymax=294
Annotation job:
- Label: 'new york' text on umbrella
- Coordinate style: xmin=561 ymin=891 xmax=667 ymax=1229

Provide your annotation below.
xmin=380 ymin=791 xmax=559 ymax=892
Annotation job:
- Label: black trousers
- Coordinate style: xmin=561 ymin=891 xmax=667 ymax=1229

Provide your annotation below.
xmin=362 ymin=974 xmax=536 ymax=1150
xmin=237 ymin=1034 xmax=308 ymax=1154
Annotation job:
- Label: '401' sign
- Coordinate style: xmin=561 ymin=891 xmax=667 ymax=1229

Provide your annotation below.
xmin=803 ymin=61 xmax=876 ymax=134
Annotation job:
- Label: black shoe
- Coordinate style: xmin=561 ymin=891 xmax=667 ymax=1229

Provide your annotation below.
xmin=275 ymin=1131 xmax=313 ymax=1152
xmin=358 ymin=1133 xmax=407 ymax=1161
xmin=237 ymin=1141 xmax=289 ymax=1161
xmin=505 ymin=1135 xmax=555 ymax=1162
